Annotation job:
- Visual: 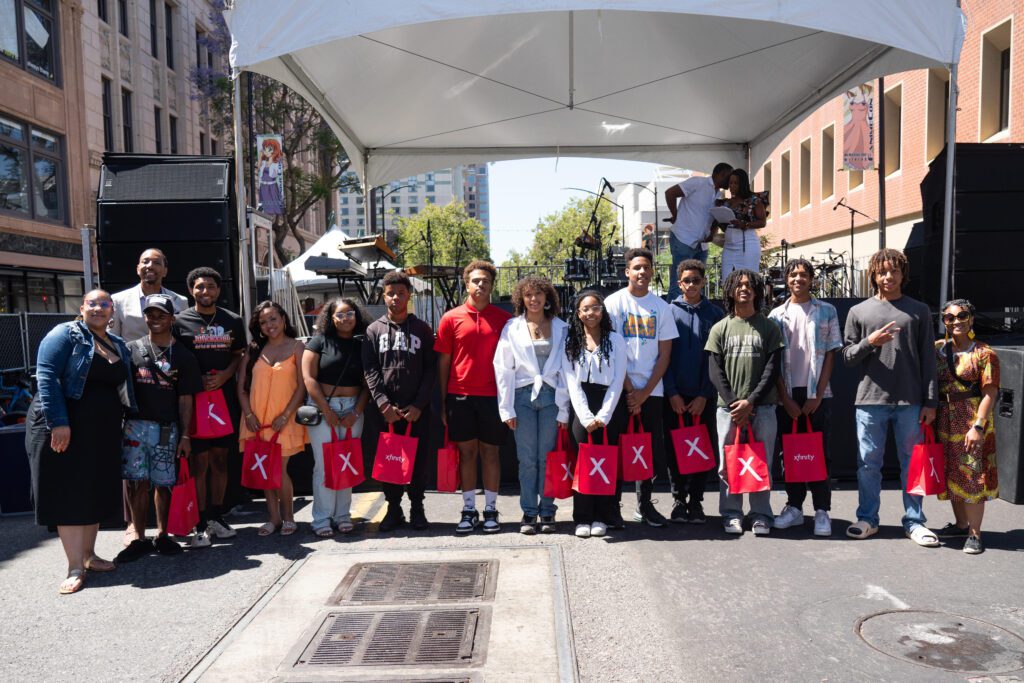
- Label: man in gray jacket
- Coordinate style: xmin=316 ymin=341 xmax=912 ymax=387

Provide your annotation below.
xmin=842 ymin=248 xmax=938 ymax=547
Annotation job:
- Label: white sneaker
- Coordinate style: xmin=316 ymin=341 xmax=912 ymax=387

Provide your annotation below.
xmin=723 ymin=517 xmax=743 ymax=535
xmin=752 ymin=519 xmax=771 ymax=536
xmin=189 ymin=529 xmax=212 ymax=548
xmin=814 ymin=510 xmax=832 ymax=537
xmin=207 ymin=519 xmax=237 ymax=539
xmin=590 ymin=521 xmax=607 ymax=537
xmin=574 ymin=524 xmax=591 ymax=538
xmin=773 ymin=505 xmax=803 ymax=529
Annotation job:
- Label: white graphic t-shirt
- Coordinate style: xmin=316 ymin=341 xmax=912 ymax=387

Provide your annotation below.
xmin=603 ymin=289 xmax=678 ymax=397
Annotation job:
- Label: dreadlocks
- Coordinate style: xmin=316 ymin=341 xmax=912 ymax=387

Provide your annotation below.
xmin=565 ymin=289 xmax=613 ymax=365
xmin=721 ymin=269 xmax=765 ymax=316
xmin=867 ymin=248 xmax=910 ymax=294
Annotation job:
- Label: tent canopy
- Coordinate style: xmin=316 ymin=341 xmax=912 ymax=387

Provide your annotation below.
xmin=226 ymin=0 xmax=965 ymax=186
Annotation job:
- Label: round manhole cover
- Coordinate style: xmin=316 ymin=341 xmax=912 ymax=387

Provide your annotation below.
xmin=858 ymin=610 xmax=1024 ymax=674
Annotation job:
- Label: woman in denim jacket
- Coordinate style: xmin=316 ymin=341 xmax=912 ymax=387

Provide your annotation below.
xmin=25 ymin=289 xmax=136 ymax=594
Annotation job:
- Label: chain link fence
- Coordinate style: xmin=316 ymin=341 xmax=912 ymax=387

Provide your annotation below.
xmin=0 ymin=313 xmax=76 ymax=372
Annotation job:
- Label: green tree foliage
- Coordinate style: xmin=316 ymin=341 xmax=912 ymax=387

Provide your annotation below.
xmin=394 ymin=202 xmax=490 ymax=268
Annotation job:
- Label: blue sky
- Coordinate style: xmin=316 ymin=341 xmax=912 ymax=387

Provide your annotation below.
xmin=488 ymin=157 xmax=663 ymax=263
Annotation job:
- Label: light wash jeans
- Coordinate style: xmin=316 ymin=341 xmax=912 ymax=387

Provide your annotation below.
xmin=513 ymin=385 xmax=559 ymax=518
xmin=717 ymin=406 xmax=777 ymax=524
xmin=307 ymin=395 xmax=363 ymax=531
xmin=667 ymin=233 xmax=708 ymax=301
xmin=854 ymin=405 xmax=926 ymax=532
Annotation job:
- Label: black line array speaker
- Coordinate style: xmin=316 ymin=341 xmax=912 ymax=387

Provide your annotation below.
xmin=96 ymin=154 xmax=239 ymax=311
xmin=991 ymin=344 xmax=1024 ymax=504
xmin=915 ymin=144 xmax=1024 ymax=315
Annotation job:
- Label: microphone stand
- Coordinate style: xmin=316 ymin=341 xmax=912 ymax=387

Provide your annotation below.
xmin=835 ymin=198 xmax=874 ymax=297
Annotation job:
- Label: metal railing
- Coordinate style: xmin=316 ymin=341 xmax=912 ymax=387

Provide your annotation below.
xmin=0 ymin=313 xmax=77 ymax=372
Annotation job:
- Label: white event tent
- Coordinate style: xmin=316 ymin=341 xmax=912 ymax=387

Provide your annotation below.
xmin=225 ymin=0 xmax=966 ymax=317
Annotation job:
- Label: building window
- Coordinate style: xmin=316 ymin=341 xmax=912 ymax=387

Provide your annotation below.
xmin=820 ymin=125 xmax=834 ymax=200
xmin=199 ymin=131 xmax=205 ymax=155
xmin=117 ymin=0 xmax=128 ymax=36
xmin=355 ymin=196 xmax=363 ymax=205
xmin=210 ymin=138 xmax=217 ymax=155
xmin=340 ymin=207 xmax=349 ymax=216
xmin=926 ymin=69 xmax=950 ymax=161
xmin=409 ymin=207 xmax=418 ymax=215
xmin=121 ymin=88 xmax=133 ymax=153
xmin=426 ymin=184 xmax=435 ymax=192
xmin=168 ymin=114 xmax=177 ymax=154
xmin=883 ymin=84 xmax=902 ymax=176
xmin=760 ymin=161 xmax=771 ymax=221
xmin=799 ymin=138 xmax=811 ymax=208
xmin=980 ymin=20 xmax=1012 ymax=139
xmin=153 ymin=106 xmax=162 ymax=153
xmin=339 ymin=196 xmax=348 ymax=205
xmin=195 ymin=28 xmax=201 ymax=68
xmin=390 ymin=196 xmax=400 ymax=204
xmin=426 ymin=195 xmax=435 ymax=204
xmin=356 ymin=207 xmax=364 ymax=216
xmin=164 ymin=2 xmax=174 ymax=70
xmin=0 ymin=114 xmax=67 ymax=224
xmin=98 ymin=0 xmax=108 ymax=23
xmin=1 ymin=0 xmax=60 ymax=83
xmin=149 ymin=0 xmax=159 ymax=57
xmin=101 ymin=77 xmax=114 ymax=151
xmin=357 ymin=218 xmax=364 ymax=227
xmin=408 ymin=195 xmax=417 ymax=204
xmin=780 ymin=150 xmax=790 ymax=215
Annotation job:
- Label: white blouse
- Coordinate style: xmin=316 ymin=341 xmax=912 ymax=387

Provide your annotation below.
xmin=493 ymin=316 xmax=570 ymax=423
xmin=560 ymin=331 xmax=627 ymax=427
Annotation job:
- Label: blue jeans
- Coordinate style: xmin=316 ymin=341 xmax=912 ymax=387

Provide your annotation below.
xmin=667 ymin=233 xmax=708 ymax=301
xmin=513 ymin=385 xmax=559 ymax=517
xmin=854 ymin=405 xmax=926 ymax=532
xmin=716 ymin=406 xmax=777 ymax=524
xmin=307 ymin=395 xmax=363 ymax=531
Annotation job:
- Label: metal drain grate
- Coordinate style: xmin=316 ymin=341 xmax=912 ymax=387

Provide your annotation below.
xmin=330 ymin=561 xmax=497 ymax=605
xmin=294 ymin=608 xmax=489 ymax=668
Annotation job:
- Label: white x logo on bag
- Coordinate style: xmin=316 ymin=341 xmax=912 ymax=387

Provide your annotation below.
xmin=927 ymin=456 xmax=939 ymax=482
xmin=207 ymin=402 xmax=226 ymax=426
xmin=589 ymin=458 xmax=610 ymax=484
xmin=250 ymin=453 xmax=268 ymax=479
xmin=684 ymin=437 xmax=709 ymax=461
xmin=337 ymin=451 xmax=358 ymax=475
xmin=631 ymin=445 xmax=648 ymax=468
xmin=560 ymin=463 xmax=572 ymax=481
xmin=738 ymin=456 xmax=763 ymax=481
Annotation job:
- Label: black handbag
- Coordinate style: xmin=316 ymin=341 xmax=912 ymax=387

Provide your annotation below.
xmin=295 ymin=337 xmax=356 ymax=426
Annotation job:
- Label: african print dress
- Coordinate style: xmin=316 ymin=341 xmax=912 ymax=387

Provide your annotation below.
xmin=935 ymin=340 xmax=999 ymax=503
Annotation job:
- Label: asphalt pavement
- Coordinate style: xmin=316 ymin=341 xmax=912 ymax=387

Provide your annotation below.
xmin=1 ymin=485 xmax=1022 ymax=682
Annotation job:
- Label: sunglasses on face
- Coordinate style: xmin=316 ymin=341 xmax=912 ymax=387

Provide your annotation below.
xmin=942 ymin=311 xmax=971 ymax=324
xmin=84 ymin=300 xmax=112 ymax=309
xmin=680 ymin=277 xmax=702 ymax=285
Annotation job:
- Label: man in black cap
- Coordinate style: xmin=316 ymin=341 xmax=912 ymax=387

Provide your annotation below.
xmin=117 ymin=294 xmax=203 ymax=562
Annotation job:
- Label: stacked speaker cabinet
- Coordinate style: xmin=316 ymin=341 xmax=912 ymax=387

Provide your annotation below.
xmin=96 ymin=154 xmax=239 ymax=310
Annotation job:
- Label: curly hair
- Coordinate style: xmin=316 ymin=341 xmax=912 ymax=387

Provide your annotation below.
xmin=314 ymin=297 xmax=368 ymax=337
xmin=244 ymin=301 xmax=299 ymax=391
xmin=624 ymin=247 xmax=653 ymax=265
xmin=565 ymin=289 xmax=613 ymax=365
xmin=677 ymin=258 xmax=705 ymax=280
xmin=511 ymin=276 xmax=560 ymax=318
xmin=186 ymin=266 xmax=222 ymax=290
xmin=722 ymin=269 xmax=765 ymax=316
xmin=462 ymin=259 xmax=497 ymax=285
xmin=867 ymin=248 xmax=910 ymax=294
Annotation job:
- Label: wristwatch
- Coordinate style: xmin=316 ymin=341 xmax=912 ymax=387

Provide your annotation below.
xmin=972 ymin=420 xmax=985 ymax=432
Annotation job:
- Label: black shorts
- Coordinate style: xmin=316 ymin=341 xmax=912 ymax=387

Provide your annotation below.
xmin=445 ymin=394 xmax=509 ymax=445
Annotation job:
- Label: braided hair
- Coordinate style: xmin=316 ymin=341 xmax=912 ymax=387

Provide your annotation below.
xmin=565 ymin=289 xmax=614 ymax=365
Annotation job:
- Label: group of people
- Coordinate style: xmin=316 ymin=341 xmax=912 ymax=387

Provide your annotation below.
xmin=27 ymin=229 xmax=1001 ymax=595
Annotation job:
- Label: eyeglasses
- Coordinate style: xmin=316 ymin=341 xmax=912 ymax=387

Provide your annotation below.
xmin=942 ymin=311 xmax=971 ymax=324
xmin=84 ymin=300 xmax=112 ymax=309
xmin=579 ymin=305 xmax=604 ymax=314
xmin=334 ymin=311 xmax=357 ymax=320
xmin=680 ymin=277 xmax=702 ymax=285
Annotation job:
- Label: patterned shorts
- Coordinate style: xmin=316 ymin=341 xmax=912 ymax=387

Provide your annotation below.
xmin=122 ymin=419 xmax=178 ymax=487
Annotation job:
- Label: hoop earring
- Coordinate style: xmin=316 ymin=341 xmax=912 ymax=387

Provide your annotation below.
xmin=544 ymin=301 xmax=551 ymax=311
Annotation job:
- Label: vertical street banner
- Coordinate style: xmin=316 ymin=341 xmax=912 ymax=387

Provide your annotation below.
xmin=255 ymin=134 xmax=285 ymax=215
xmin=843 ymin=84 xmax=875 ymax=170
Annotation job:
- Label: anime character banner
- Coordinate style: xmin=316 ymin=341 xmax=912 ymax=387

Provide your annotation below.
xmin=843 ymin=84 xmax=875 ymax=171
xmin=256 ymin=134 xmax=285 ymax=215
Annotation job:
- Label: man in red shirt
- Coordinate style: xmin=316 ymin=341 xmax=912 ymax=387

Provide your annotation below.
xmin=436 ymin=260 xmax=512 ymax=533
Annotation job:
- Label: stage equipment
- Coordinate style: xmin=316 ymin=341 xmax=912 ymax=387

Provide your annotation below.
xmin=991 ymin=344 xmax=1024 ymax=504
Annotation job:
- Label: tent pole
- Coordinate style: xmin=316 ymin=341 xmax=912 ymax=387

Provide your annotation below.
xmin=939 ymin=62 xmax=958 ymax=310
xmin=232 ymin=68 xmax=252 ymax=323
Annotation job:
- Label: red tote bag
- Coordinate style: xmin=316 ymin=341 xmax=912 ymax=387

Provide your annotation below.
xmin=543 ymin=426 xmax=574 ymax=499
xmin=372 ymin=422 xmax=418 ymax=485
xmin=781 ymin=416 xmax=827 ymax=483
xmin=620 ymin=415 xmax=654 ymax=482
xmin=573 ymin=429 xmax=619 ymax=496
xmin=167 ymin=458 xmax=200 ymax=536
xmin=724 ymin=426 xmax=770 ymax=495
xmin=671 ymin=413 xmax=716 ymax=475
xmin=191 ymin=388 xmax=234 ymax=439
xmin=323 ymin=426 xmax=366 ymax=491
xmin=241 ymin=427 xmax=282 ymax=490
xmin=436 ymin=428 xmax=460 ymax=492
xmin=906 ymin=425 xmax=947 ymax=496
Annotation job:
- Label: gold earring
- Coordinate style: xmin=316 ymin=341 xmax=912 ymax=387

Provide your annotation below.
xmin=968 ymin=329 xmax=976 ymax=340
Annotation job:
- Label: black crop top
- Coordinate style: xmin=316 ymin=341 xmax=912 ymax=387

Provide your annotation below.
xmin=305 ymin=334 xmax=364 ymax=387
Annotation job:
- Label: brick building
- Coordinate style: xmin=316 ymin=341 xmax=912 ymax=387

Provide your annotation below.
xmin=753 ymin=0 xmax=1021 ymax=293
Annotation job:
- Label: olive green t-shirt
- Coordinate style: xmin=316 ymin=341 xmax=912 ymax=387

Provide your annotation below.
xmin=705 ymin=313 xmax=785 ymax=407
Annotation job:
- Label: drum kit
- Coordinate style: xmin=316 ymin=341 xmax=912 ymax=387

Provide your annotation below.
xmin=763 ymin=248 xmax=850 ymax=303
xmin=563 ymin=239 xmax=627 ymax=293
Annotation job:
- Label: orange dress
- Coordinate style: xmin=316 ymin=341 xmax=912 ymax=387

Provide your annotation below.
xmin=239 ymin=354 xmax=309 ymax=456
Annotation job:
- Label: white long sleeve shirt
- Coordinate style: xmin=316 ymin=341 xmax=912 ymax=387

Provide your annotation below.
xmin=560 ymin=331 xmax=627 ymax=427
xmin=494 ymin=316 xmax=570 ymax=423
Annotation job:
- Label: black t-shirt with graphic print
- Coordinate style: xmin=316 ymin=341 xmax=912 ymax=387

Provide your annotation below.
xmin=128 ymin=338 xmax=203 ymax=424
xmin=174 ymin=307 xmax=247 ymax=373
